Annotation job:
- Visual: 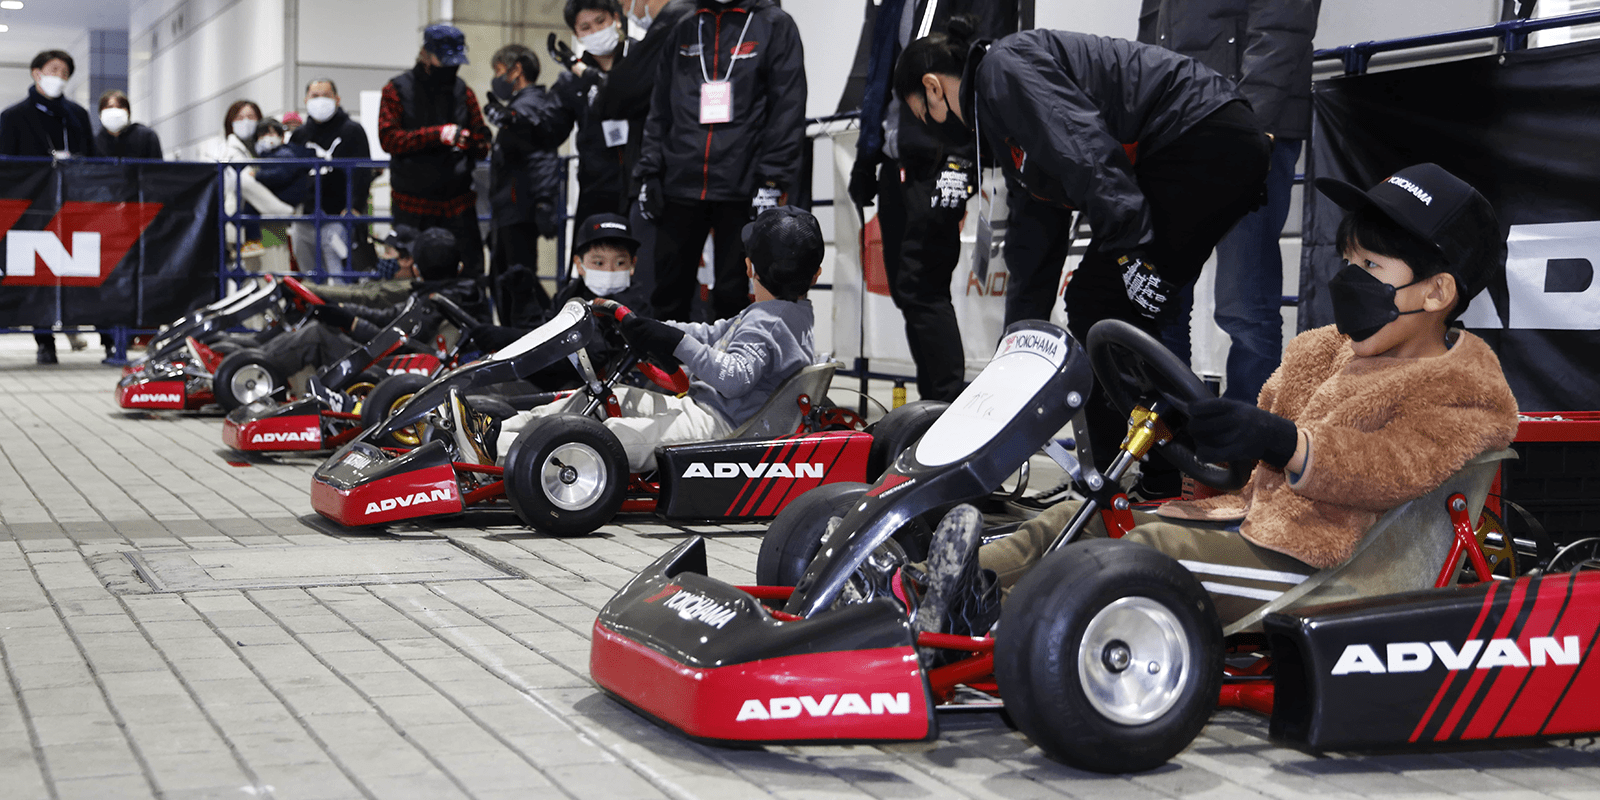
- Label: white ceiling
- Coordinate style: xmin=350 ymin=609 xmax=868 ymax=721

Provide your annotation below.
xmin=0 ymin=0 xmax=131 ymax=67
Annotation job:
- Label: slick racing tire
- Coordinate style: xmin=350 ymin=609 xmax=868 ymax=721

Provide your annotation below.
xmin=360 ymin=373 xmax=432 ymax=447
xmin=503 ymin=413 xmax=627 ymax=537
xmin=995 ymin=539 xmax=1222 ymax=774
xmin=756 ymin=482 xmax=929 ymax=587
xmin=213 ymin=349 xmax=287 ymax=411
xmin=866 ymin=400 xmax=948 ymax=480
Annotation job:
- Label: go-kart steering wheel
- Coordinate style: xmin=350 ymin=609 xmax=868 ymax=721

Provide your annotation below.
xmin=280 ymin=276 xmax=326 ymax=307
xmin=1085 ymin=319 xmax=1251 ymax=492
xmin=590 ymin=299 xmax=691 ymax=394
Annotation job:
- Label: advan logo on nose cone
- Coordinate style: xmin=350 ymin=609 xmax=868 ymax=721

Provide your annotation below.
xmin=364 ymin=488 xmax=455 ymax=515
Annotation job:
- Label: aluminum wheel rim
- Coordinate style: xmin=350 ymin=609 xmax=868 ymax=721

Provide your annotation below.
xmin=1078 ymin=596 xmax=1190 ymax=725
xmin=230 ymin=363 xmax=274 ymax=404
xmin=540 ymin=442 xmax=607 ymax=511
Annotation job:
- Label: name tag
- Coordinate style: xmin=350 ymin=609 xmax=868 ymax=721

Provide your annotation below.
xmin=699 ymin=80 xmax=733 ymax=125
xmin=601 ymin=119 xmax=629 ymax=148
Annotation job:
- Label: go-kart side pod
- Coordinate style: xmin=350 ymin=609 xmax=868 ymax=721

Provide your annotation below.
xmin=654 ymin=431 xmax=872 ymax=520
xmin=1264 ymin=569 xmax=1600 ymax=751
xmin=223 ymin=398 xmax=325 ymax=451
xmin=116 ymin=377 xmax=188 ymax=410
xmin=310 ymin=440 xmax=464 ymax=526
xmin=592 ymin=537 xmax=936 ymax=744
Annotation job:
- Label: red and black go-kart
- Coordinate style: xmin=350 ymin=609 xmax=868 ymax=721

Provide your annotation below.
xmin=590 ymin=318 xmax=1600 ymax=773
xmin=310 ymin=299 xmax=883 ymax=533
xmin=116 ymin=275 xmax=322 ymax=411
xmin=220 ymin=293 xmax=483 ymax=453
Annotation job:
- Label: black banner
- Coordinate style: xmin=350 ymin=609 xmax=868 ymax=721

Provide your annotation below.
xmin=0 ymin=158 xmax=219 ymax=328
xmin=1303 ymin=39 xmax=1600 ymax=412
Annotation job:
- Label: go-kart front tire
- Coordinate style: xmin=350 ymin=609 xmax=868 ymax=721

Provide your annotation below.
xmin=756 ymin=482 xmax=930 ymax=587
xmin=994 ymin=539 xmax=1222 ymax=774
xmin=867 ymin=400 xmax=948 ymax=480
xmin=503 ymin=414 xmax=627 ymax=537
xmin=213 ymin=348 xmax=287 ymax=411
xmin=360 ymin=373 xmax=432 ymax=446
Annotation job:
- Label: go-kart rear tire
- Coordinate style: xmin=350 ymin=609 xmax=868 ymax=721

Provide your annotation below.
xmin=756 ymin=482 xmax=929 ymax=587
xmin=503 ymin=414 xmax=627 ymax=537
xmin=866 ymin=400 xmax=948 ymax=480
xmin=361 ymin=373 xmax=432 ymax=445
xmin=994 ymin=539 xmax=1222 ymax=774
xmin=213 ymin=348 xmax=287 ymax=411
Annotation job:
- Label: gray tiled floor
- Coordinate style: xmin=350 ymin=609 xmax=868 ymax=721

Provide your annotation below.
xmin=2 ymin=338 xmax=1598 ymax=799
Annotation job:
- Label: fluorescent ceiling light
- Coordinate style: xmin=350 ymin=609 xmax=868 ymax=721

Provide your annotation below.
xmin=0 ymin=2 xmax=22 ymax=10
xmin=0 ymin=24 xmax=9 ymax=32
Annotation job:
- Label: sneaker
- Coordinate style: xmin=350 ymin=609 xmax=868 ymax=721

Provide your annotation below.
xmin=36 ymin=343 xmax=58 ymax=365
xmin=913 ymin=504 xmax=1002 ymax=667
xmin=66 ymin=332 xmax=87 ymax=351
xmin=1014 ymin=478 xmax=1077 ymax=510
xmin=446 ymin=387 xmax=491 ymax=466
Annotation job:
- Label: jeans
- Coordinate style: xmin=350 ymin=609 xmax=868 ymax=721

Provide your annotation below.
xmin=1214 ymin=138 xmax=1301 ymax=403
xmin=291 ymin=219 xmax=351 ymax=276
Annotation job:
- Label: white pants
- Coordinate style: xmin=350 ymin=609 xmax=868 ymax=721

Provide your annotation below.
xmin=496 ymin=387 xmax=733 ymax=472
xmin=291 ymin=219 xmax=351 ymax=275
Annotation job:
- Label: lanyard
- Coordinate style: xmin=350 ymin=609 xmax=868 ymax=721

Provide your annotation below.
xmin=696 ymin=11 xmax=756 ymax=84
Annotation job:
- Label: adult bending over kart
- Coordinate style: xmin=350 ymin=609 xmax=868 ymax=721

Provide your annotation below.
xmin=258 ymin=227 xmax=488 ymax=380
xmin=909 ymin=164 xmax=1520 ymax=644
xmin=494 ymin=205 xmax=823 ymax=471
xmin=894 ymin=20 xmax=1271 ymax=487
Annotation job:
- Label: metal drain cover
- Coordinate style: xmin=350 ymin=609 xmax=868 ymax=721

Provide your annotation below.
xmin=125 ymin=541 xmax=517 ymax=592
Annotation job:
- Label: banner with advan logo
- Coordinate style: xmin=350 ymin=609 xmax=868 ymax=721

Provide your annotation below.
xmin=0 ymin=158 xmax=219 ymax=328
xmin=1303 ymin=38 xmax=1600 ymax=411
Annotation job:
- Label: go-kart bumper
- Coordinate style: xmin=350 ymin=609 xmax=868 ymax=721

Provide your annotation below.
xmin=591 ymin=537 xmax=936 ymax=744
xmin=310 ymin=440 xmax=464 ymax=526
xmin=223 ymin=398 xmax=326 ymax=451
xmin=115 ymin=374 xmax=200 ymax=410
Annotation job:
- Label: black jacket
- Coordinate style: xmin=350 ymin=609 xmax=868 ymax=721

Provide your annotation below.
xmin=968 ymin=30 xmax=1243 ymax=252
xmin=1137 ymin=0 xmax=1320 ymax=139
xmin=553 ymin=66 xmax=625 ymax=208
xmin=0 ymin=88 xmax=95 ymax=157
xmin=345 ymin=277 xmax=491 ymax=342
xmin=491 ymin=84 xmax=573 ymax=228
xmin=291 ymin=107 xmax=374 ymax=214
xmin=595 ymin=0 xmax=696 ymax=200
xmin=94 ymin=122 xmax=162 ymax=158
xmin=385 ymin=65 xmax=481 ymax=200
xmin=635 ymin=0 xmax=807 ymax=202
xmin=255 ymin=141 xmax=317 ymax=207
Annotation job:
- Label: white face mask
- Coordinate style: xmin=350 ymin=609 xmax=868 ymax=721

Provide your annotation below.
xmin=232 ymin=118 xmax=258 ymax=142
xmin=99 ymin=107 xmax=130 ymax=134
xmin=257 ymin=135 xmax=283 ymax=151
xmin=306 ymin=96 xmax=337 ymax=123
xmin=627 ymin=0 xmax=654 ymax=33
xmin=582 ymin=268 xmax=631 ymax=297
xmin=37 ymin=74 xmax=67 ymax=99
xmin=579 ymin=24 xmax=620 ymax=56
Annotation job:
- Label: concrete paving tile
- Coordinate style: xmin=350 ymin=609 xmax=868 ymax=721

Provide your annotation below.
xmin=545 ymin=761 xmax=670 ymax=799
xmin=249 ymin=762 xmax=363 ymax=800
xmin=19 ymin=686 xmax=110 ymax=717
xmin=357 ymin=767 xmax=472 ymax=800
xmin=29 ymin=713 xmax=124 ymax=747
xmin=142 ymin=750 xmax=252 ymax=792
xmin=40 ymin=739 xmax=144 ymax=780
xmin=433 ymin=750 xmax=556 ymax=792
xmin=52 ymin=773 xmax=156 ymax=800
xmin=396 ymin=720 xmax=504 ymax=756
xmin=121 ymin=720 xmax=228 ymax=755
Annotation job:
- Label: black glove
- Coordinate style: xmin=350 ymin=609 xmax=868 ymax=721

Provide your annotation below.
xmin=547 ymin=33 xmax=580 ymax=71
xmin=751 ymin=181 xmax=782 ymax=219
xmin=1186 ymin=397 xmax=1299 ymax=470
xmin=619 ymin=314 xmax=685 ymax=363
xmin=482 ymin=93 xmax=512 ymax=128
xmin=849 ymin=151 xmax=880 ymax=208
xmin=534 ymin=202 xmax=559 ymax=239
xmin=930 ymin=156 xmax=976 ymax=219
xmin=1118 ymin=252 xmax=1177 ymax=319
xmin=308 ymin=303 xmax=356 ymax=331
xmin=638 ymin=177 xmax=665 ymax=221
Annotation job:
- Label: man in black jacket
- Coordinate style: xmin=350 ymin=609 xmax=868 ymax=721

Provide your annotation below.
xmin=634 ymin=0 xmax=807 ymax=322
xmin=378 ymin=26 xmax=492 ymax=277
xmin=0 ymin=49 xmax=97 ymax=364
xmin=291 ymin=79 xmax=374 ymax=276
xmin=486 ymin=44 xmax=569 ymax=325
xmin=93 ymin=90 xmax=162 ymax=159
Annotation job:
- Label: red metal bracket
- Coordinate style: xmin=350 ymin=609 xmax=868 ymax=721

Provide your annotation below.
xmin=1435 ymin=492 xmax=1494 ymax=587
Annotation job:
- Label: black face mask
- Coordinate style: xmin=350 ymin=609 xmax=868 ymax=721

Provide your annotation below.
xmin=491 ymin=74 xmax=516 ymax=101
xmin=426 ymin=64 xmax=460 ymax=83
xmin=1327 ymin=261 xmax=1426 ymax=342
xmin=922 ymin=92 xmax=971 ymax=146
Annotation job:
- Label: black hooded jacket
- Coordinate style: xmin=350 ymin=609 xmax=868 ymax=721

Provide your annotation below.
xmin=291 ymin=106 xmax=374 ymax=214
xmin=95 ymin=122 xmax=163 ymax=159
xmin=634 ymin=0 xmax=807 ymax=202
xmin=966 ymin=30 xmax=1244 ymax=253
xmin=490 ymin=85 xmax=570 ymax=227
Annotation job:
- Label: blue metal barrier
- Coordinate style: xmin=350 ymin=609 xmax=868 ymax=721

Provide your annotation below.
xmin=1313 ymin=8 xmax=1600 ymax=74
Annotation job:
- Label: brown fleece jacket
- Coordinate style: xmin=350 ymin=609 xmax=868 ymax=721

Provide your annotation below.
xmin=1157 ymin=325 xmax=1518 ymax=568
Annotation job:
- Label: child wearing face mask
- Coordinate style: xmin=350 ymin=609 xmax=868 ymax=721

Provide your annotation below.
xmin=904 ymin=165 xmax=1522 ymax=651
xmin=93 ymin=90 xmax=163 ymax=159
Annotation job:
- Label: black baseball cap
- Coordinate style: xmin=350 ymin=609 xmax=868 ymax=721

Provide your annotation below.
xmin=743 ymin=206 xmax=824 ymax=300
xmin=423 ymin=25 xmax=469 ymax=66
xmin=572 ymin=213 xmax=640 ymax=253
xmin=1316 ymin=163 xmax=1504 ymax=306
xmin=384 ymin=224 xmax=419 ymax=256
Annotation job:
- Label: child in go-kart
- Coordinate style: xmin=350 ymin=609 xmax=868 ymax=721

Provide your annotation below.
xmin=491 ymin=205 xmax=825 ymax=472
xmin=912 ymin=164 xmax=1521 ymax=643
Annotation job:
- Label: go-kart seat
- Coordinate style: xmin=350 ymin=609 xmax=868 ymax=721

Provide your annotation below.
xmin=1224 ymin=448 xmax=1517 ymax=636
xmin=724 ymin=362 xmax=838 ymax=441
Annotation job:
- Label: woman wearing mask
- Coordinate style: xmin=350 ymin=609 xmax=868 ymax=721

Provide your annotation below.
xmin=93 ymin=90 xmax=163 ymax=159
xmin=549 ymin=0 xmax=632 ymax=224
xmin=215 ymin=100 xmax=295 ymax=274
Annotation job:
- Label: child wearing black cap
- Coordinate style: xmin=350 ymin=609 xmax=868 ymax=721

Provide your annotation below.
xmin=908 ymin=164 xmax=1521 ymax=646
xmin=494 ymin=205 xmax=824 ymax=471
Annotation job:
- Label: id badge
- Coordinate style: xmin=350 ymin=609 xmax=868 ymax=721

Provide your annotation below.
xmin=601 ymin=119 xmax=629 ymax=148
xmin=699 ymin=80 xmax=733 ymax=124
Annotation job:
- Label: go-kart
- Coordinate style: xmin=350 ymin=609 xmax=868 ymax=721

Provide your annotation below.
xmin=590 ymin=318 xmax=1600 ymax=773
xmin=220 ymin=293 xmax=482 ymax=453
xmin=309 ymin=299 xmax=876 ymax=532
xmin=116 ymin=275 xmax=322 ymax=411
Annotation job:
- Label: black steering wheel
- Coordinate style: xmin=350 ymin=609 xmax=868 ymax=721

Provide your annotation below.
xmin=589 ymin=299 xmax=691 ymax=394
xmin=1085 ymin=319 xmax=1251 ymax=492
